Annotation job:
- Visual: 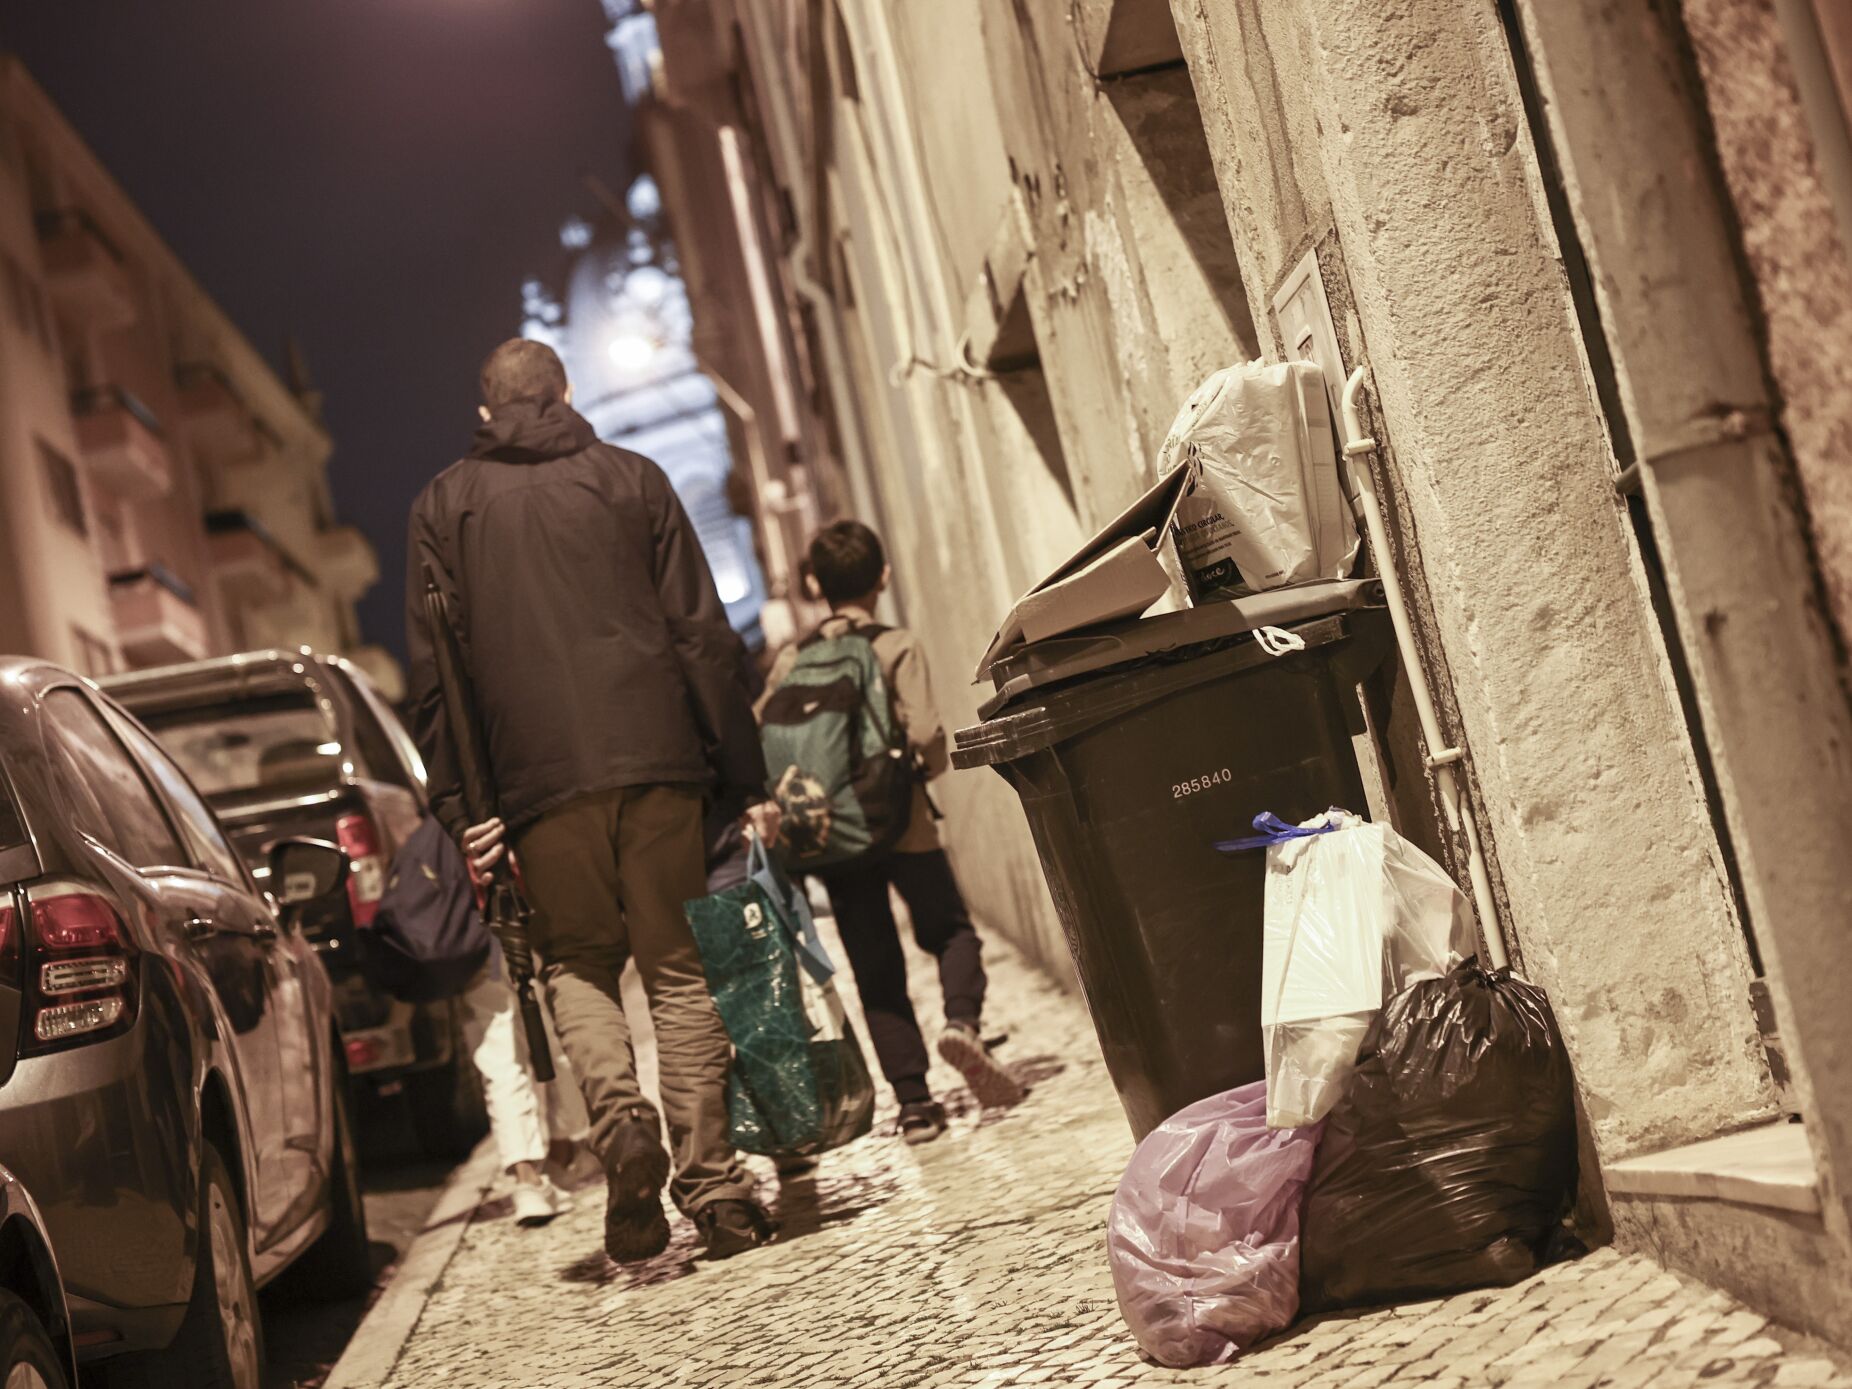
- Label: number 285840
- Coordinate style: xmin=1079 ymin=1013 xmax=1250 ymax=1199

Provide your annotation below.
xmin=1173 ymin=768 xmax=1233 ymax=799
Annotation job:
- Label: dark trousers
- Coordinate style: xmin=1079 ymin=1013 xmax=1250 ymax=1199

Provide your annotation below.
xmin=515 ymin=785 xmax=752 ymax=1214
xmin=820 ymin=849 xmax=986 ymax=1105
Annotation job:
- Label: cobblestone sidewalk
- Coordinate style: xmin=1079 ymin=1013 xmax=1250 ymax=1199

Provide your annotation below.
xmin=342 ymin=907 xmax=1852 ymax=1389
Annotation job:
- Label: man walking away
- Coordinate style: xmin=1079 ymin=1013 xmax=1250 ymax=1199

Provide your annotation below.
xmin=407 ymin=339 xmax=778 ymax=1262
xmin=765 ymin=521 xmax=1025 ymax=1144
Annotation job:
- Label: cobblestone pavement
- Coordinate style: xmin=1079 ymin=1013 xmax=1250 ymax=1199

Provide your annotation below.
xmin=354 ymin=905 xmax=1852 ymax=1389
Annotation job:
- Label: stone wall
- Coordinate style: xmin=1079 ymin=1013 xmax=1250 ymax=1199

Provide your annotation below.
xmin=654 ymin=0 xmax=1831 ymax=1166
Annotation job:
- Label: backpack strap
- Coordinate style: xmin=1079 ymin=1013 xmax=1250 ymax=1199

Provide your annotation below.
xmin=796 ymin=614 xmax=890 ymax=649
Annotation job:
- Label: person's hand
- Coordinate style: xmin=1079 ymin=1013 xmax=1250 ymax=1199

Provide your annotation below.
xmin=742 ymin=800 xmax=782 ymax=845
xmin=460 ymin=817 xmax=507 ymax=876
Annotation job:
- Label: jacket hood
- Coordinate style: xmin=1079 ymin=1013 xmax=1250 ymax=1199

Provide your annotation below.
xmin=468 ymin=398 xmax=599 ymax=464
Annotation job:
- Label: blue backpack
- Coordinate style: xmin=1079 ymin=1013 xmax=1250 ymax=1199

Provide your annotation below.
xmin=370 ymin=816 xmax=494 ymax=1002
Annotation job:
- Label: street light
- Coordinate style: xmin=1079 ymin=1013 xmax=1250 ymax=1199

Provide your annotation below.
xmin=607 ymin=331 xmax=656 ymax=372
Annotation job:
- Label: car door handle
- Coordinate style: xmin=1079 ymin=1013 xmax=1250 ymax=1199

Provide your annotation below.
xmin=252 ymin=920 xmax=278 ymax=941
xmin=183 ymin=916 xmax=216 ymax=940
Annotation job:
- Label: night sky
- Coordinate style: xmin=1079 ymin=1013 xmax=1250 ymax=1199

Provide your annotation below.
xmin=2 ymin=2 xmax=632 ymax=665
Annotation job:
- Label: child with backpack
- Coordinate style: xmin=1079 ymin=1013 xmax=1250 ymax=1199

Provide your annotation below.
xmin=759 ymin=521 xmax=1024 ymax=1144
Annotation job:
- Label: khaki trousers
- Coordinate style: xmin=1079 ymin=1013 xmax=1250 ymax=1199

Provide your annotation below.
xmin=515 ymin=784 xmax=751 ymax=1214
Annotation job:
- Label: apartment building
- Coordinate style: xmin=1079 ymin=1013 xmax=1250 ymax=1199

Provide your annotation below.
xmin=638 ymin=0 xmax=1852 ymax=1350
xmin=0 ymin=57 xmax=396 ymax=692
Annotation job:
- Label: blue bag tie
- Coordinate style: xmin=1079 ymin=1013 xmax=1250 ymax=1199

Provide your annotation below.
xmin=746 ymin=833 xmax=837 ymax=984
xmin=1215 ymin=812 xmax=1345 ymax=855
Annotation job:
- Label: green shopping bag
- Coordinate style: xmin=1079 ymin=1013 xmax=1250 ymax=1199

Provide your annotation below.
xmin=686 ymin=835 xmax=877 ymax=1157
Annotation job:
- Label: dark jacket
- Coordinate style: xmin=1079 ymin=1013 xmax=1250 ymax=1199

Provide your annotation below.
xmin=405 ymin=398 xmax=767 ymax=838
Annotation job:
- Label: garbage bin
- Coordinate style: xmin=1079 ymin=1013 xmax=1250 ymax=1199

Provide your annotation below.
xmin=954 ymin=596 xmax=1392 ymax=1139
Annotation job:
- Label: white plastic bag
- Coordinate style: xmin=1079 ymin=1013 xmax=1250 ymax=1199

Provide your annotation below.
xmin=1159 ymin=360 xmax=1359 ymax=600
xmin=1250 ymin=811 xmax=1471 ymax=1128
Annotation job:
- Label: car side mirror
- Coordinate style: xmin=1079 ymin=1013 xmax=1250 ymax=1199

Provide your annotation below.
xmin=268 ymin=838 xmax=350 ymax=907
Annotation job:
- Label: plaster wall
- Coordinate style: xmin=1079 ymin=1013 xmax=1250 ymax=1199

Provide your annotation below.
xmin=1509 ymin=0 xmax=1852 ymax=1283
xmin=1168 ymin=0 xmax=1774 ymax=1159
xmin=1681 ymin=0 xmax=1852 ymax=657
xmin=800 ymin=0 xmax=1268 ymax=981
xmin=975 ymin=0 xmax=1254 ymax=530
xmin=822 ymin=59 xmax=1081 ymax=983
xmin=657 ymin=0 xmax=1788 ymax=1165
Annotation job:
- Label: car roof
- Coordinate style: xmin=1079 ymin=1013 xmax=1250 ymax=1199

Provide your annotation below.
xmin=97 ymin=647 xmax=326 ymax=689
xmin=95 ymin=647 xmax=352 ymax=708
xmin=0 ymin=657 xmax=90 ymax=703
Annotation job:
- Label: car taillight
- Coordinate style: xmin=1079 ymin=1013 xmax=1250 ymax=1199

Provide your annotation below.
xmin=344 ymin=1034 xmax=383 ymax=1072
xmin=19 ymin=883 xmax=137 ymax=1054
xmin=335 ymin=812 xmax=386 ymax=927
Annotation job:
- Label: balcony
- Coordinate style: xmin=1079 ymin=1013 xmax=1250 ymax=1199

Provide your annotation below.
xmin=35 ymin=209 xmax=136 ymax=331
xmin=315 ymin=525 xmax=378 ymax=602
xmin=109 ymin=564 xmax=209 ymax=667
xmin=71 ymin=386 xmax=173 ymax=499
xmin=175 ymin=361 xmax=261 ymax=463
xmin=204 ymin=509 xmax=298 ymax=607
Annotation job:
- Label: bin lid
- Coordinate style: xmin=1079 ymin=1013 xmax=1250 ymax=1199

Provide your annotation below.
xmin=980 ymin=578 xmax=1381 ymax=711
xmin=954 ymin=607 xmax=1386 ymax=769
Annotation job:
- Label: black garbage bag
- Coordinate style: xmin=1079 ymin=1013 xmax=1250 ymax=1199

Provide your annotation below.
xmin=1298 ymin=959 xmax=1577 ymax=1312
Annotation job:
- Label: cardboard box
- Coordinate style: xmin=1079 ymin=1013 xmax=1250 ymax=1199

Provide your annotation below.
xmin=974 ymin=464 xmax=1193 ymax=678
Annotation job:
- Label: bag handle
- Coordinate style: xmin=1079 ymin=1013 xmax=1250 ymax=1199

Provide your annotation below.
xmin=745 ymin=829 xmax=837 ymax=984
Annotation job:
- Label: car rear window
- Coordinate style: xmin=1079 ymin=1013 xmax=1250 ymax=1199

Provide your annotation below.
xmin=136 ymin=692 xmax=343 ymax=801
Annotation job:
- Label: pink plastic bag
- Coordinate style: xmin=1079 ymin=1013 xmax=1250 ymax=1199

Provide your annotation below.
xmin=1107 ymin=1081 xmax=1321 ymax=1367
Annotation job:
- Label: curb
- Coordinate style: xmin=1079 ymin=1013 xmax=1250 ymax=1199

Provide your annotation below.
xmin=322 ymin=1140 xmax=502 ymax=1389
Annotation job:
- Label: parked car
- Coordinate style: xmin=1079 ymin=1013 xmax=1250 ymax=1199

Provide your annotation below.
xmin=101 ymin=650 xmax=489 ymax=1160
xmin=0 ymin=657 xmax=370 ymax=1387
xmin=0 ymin=1163 xmax=77 ymax=1389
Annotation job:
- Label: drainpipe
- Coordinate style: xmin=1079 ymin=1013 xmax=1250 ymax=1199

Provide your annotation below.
xmin=716 ymin=125 xmax=802 ymax=450
xmin=1342 ymin=367 xmax=1510 ymax=971
xmin=729 ymin=0 xmax=884 ymax=535
xmin=693 ymin=351 xmax=790 ymax=593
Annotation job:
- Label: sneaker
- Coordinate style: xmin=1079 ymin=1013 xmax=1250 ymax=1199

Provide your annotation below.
xmin=511 ymin=1174 xmax=569 ymax=1227
xmin=694 ymin=1199 xmax=775 ymax=1260
xmin=897 ymin=1099 xmax=948 ymax=1145
xmin=937 ymin=1021 xmax=1026 ymax=1109
xmin=603 ymin=1108 xmax=672 ymax=1262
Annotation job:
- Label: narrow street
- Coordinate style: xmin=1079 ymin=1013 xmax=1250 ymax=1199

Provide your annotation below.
xmin=259 ymin=1102 xmax=459 ymax=1389
xmin=323 ymin=908 xmax=1852 ymax=1389
xmin=3 ymin=5 xmax=1852 ymax=1386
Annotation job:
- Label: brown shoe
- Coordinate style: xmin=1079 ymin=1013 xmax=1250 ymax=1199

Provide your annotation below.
xmin=937 ymin=1022 xmax=1026 ymax=1109
xmin=603 ymin=1109 xmax=671 ymax=1262
xmin=694 ymin=1199 xmax=775 ymax=1260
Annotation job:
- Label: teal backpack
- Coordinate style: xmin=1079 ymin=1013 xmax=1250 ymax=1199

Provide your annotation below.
xmin=759 ymin=623 xmax=914 ymax=871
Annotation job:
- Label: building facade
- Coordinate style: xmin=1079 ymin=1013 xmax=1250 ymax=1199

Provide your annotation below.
xmin=0 ymin=59 xmax=395 ymax=690
xmin=640 ymin=0 xmax=1852 ymax=1348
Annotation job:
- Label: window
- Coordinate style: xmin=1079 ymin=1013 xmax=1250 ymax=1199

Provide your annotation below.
xmin=102 ymin=704 xmax=250 ymax=888
xmin=138 ymin=690 xmax=339 ymax=799
xmin=71 ymin=628 xmax=113 ymax=678
xmin=327 ymin=665 xmax=414 ymax=790
xmin=38 ymin=440 xmax=86 ymax=536
xmin=42 ymin=688 xmax=186 ymax=870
